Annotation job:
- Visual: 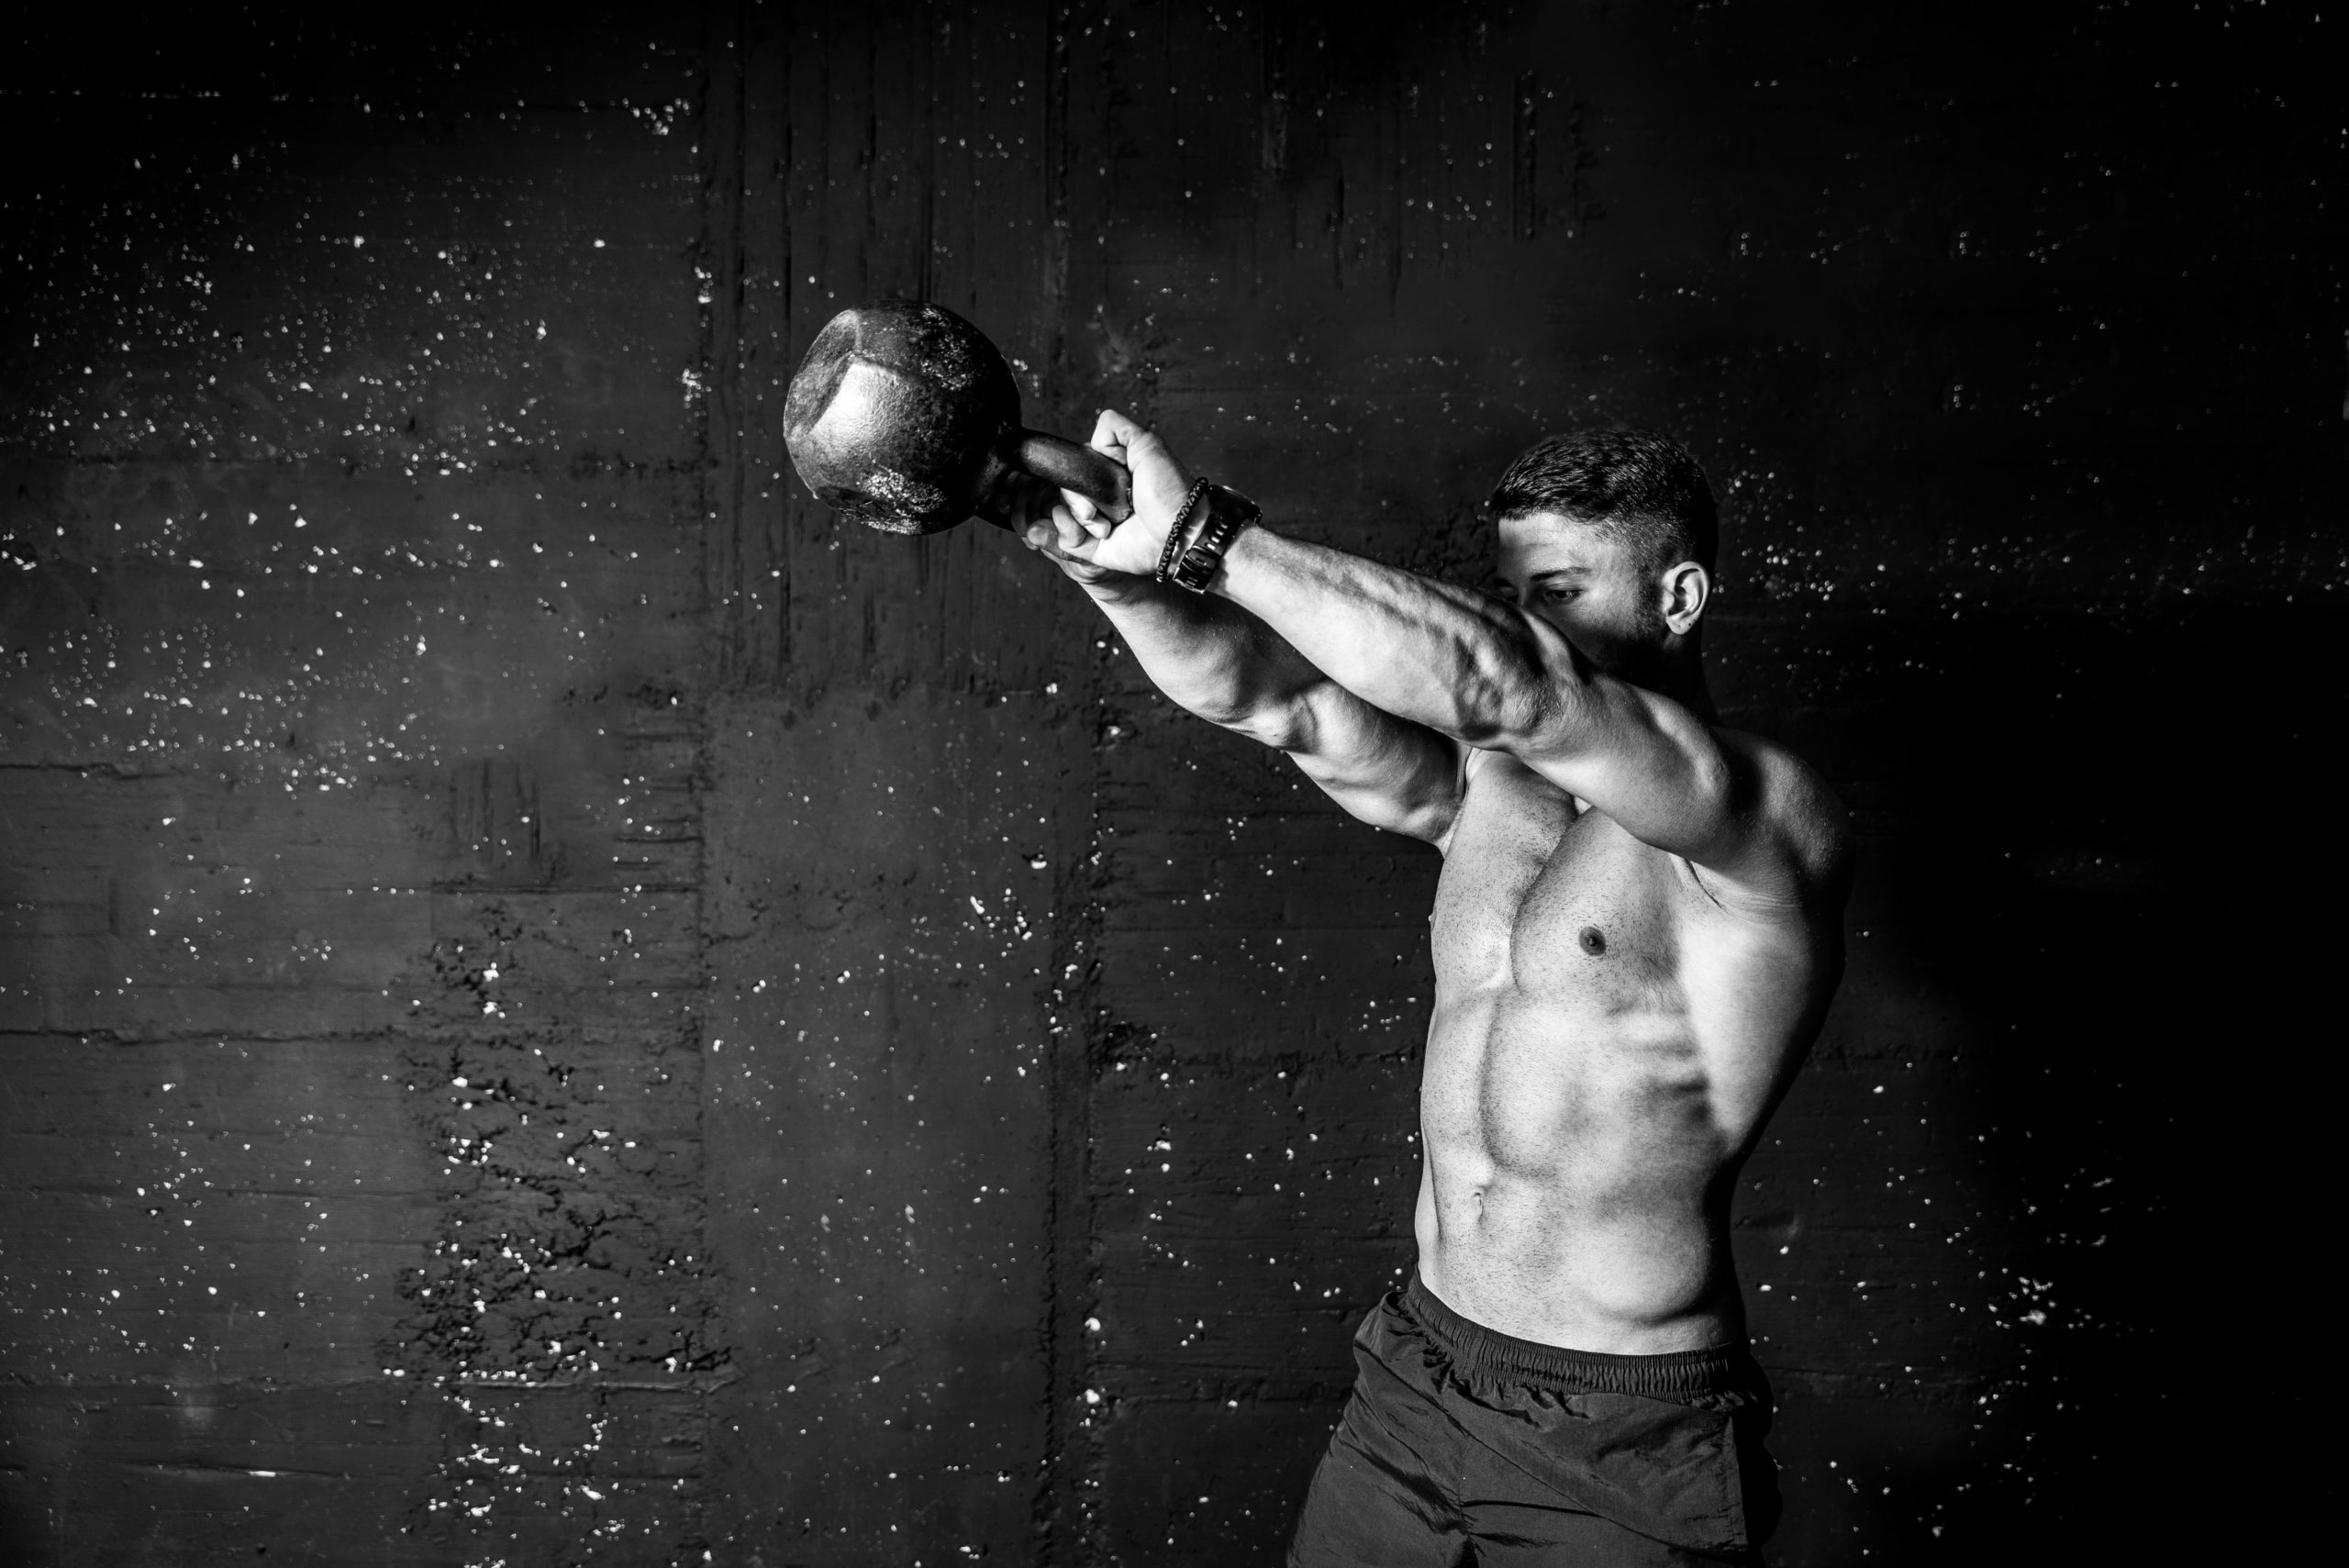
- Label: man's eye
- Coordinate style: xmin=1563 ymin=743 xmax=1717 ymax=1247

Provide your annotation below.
xmin=1542 ymin=586 xmax=1579 ymax=602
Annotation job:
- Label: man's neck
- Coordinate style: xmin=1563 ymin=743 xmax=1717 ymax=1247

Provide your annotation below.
xmin=1669 ymin=662 xmax=1720 ymax=725
xmin=1624 ymin=643 xmax=1717 ymax=724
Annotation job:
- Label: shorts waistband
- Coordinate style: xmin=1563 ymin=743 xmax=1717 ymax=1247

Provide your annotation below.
xmin=1400 ymin=1272 xmax=1753 ymax=1398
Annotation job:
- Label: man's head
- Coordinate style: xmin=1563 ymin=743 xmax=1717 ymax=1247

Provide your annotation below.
xmin=1486 ymin=428 xmax=1718 ymax=686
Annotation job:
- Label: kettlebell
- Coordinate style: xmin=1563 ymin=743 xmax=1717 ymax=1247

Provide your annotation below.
xmin=782 ymin=299 xmax=1132 ymax=536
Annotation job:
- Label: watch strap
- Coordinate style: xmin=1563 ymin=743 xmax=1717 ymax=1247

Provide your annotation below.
xmin=1170 ymin=484 xmax=1260 ymax=594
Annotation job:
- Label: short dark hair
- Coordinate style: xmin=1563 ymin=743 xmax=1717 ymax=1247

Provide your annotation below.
xmin=1486 ymin=428 xmax=1718 ymax=573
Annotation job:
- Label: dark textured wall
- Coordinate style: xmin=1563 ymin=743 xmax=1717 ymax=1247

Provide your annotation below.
xmin=2 ymin=3 xmax=2338 ymax=1564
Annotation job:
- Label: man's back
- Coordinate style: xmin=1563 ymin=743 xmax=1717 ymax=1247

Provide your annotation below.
xmin=1418 ymin=735 xmax=1847 ymax=1354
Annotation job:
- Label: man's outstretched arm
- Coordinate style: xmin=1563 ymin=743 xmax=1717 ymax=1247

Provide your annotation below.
xmin=1052 ymin=414 xmax=1824 ymax=895
xmin=1008 ymin=467 xmax=1462 ymax=844
xmin=1208 ymin=525 xmax=1738 ymax=844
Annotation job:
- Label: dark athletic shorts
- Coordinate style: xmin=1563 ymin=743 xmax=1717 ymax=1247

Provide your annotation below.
xmin=1288 ymin=1274 xmax=1779 ymax=1566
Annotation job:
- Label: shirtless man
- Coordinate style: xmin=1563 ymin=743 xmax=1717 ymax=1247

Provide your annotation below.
xmin=1015 ymin=413 xmax=1853 ymax=1566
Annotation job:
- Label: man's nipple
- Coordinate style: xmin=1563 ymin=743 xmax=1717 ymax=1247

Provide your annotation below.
xmin=1579 ymin=926 xmax=1607 ymax=956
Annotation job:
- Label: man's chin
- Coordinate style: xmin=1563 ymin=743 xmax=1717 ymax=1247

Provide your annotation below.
xmin=1571 ymin=628 xmax=1676 ymax=689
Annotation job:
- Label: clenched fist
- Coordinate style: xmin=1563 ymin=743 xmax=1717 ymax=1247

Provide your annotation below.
xmin=1018 ymin=409 xmax=1197 ymax=584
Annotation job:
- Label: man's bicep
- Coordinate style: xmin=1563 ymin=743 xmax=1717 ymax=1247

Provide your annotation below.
xmin=1275 ymin=682 xmax=1464 ymax=843
xmin=1502 ymin=673 xmax=1748 ymax=856
xmin=1521 ymin=689 xmax=1833 ymax=897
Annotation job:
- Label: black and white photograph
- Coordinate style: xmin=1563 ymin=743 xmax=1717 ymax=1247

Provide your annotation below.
xmin=0 ymin=3 xmax=2336 ymax=1562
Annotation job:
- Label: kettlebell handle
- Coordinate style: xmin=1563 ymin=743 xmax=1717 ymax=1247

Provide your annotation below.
xmin=1014 ymin=430 xmax=1133 ymax=524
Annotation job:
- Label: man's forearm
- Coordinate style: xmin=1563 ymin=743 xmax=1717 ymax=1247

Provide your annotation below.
xmin=1208 ymin=524 xmax=1564 ymax=746
xmin=1079 ymin=573 xmax=1327 ymax=739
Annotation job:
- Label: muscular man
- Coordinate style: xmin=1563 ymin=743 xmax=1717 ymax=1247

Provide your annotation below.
xmin=1016 ymin=414 xmax=1852 ymax=1566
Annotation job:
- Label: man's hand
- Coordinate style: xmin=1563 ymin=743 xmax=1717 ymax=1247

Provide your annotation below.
xmin=1016 ymin=409 xmax=1195 ymax=581
xmin=994 ymin=472 xmax=1119 ymax=585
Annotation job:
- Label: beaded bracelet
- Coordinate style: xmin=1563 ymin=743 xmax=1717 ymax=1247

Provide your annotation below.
xmin=1153 ymin=478 xmax=1213 ymax=583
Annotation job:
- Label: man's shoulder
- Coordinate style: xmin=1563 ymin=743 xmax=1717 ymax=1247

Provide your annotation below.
xmin=1704 ymin=725 xmax=1855 ymax=901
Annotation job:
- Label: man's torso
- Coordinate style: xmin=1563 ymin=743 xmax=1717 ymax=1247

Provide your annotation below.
xmin=1416 ymin=741 xmax=1842 ymax=1354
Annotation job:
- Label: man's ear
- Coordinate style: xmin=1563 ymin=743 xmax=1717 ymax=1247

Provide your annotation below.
xmin=1660 ymin=562 xmax=1709 ymax=635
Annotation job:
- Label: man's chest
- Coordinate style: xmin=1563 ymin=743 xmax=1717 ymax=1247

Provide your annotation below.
xmin=1431 ymin=756 xmax=1697 ymax=1006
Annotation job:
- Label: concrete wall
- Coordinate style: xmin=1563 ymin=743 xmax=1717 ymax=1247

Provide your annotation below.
xmin=2 ymin=3 xmax=2336 ymax=1563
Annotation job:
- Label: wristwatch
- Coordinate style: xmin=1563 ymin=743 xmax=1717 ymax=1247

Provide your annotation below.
xmin=1170 ymin=484 xmax=1260 ymax=594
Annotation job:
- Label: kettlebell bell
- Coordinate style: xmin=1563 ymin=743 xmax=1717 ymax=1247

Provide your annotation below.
xmin=782 ymin=299 xmax=1132 ymax=536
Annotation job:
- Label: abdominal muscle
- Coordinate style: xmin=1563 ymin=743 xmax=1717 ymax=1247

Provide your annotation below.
xmin=1412 ymin=980 xmax=1745 ymax=1355
xmin=1403 ymin=742 xmax=1839 ymax=1355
